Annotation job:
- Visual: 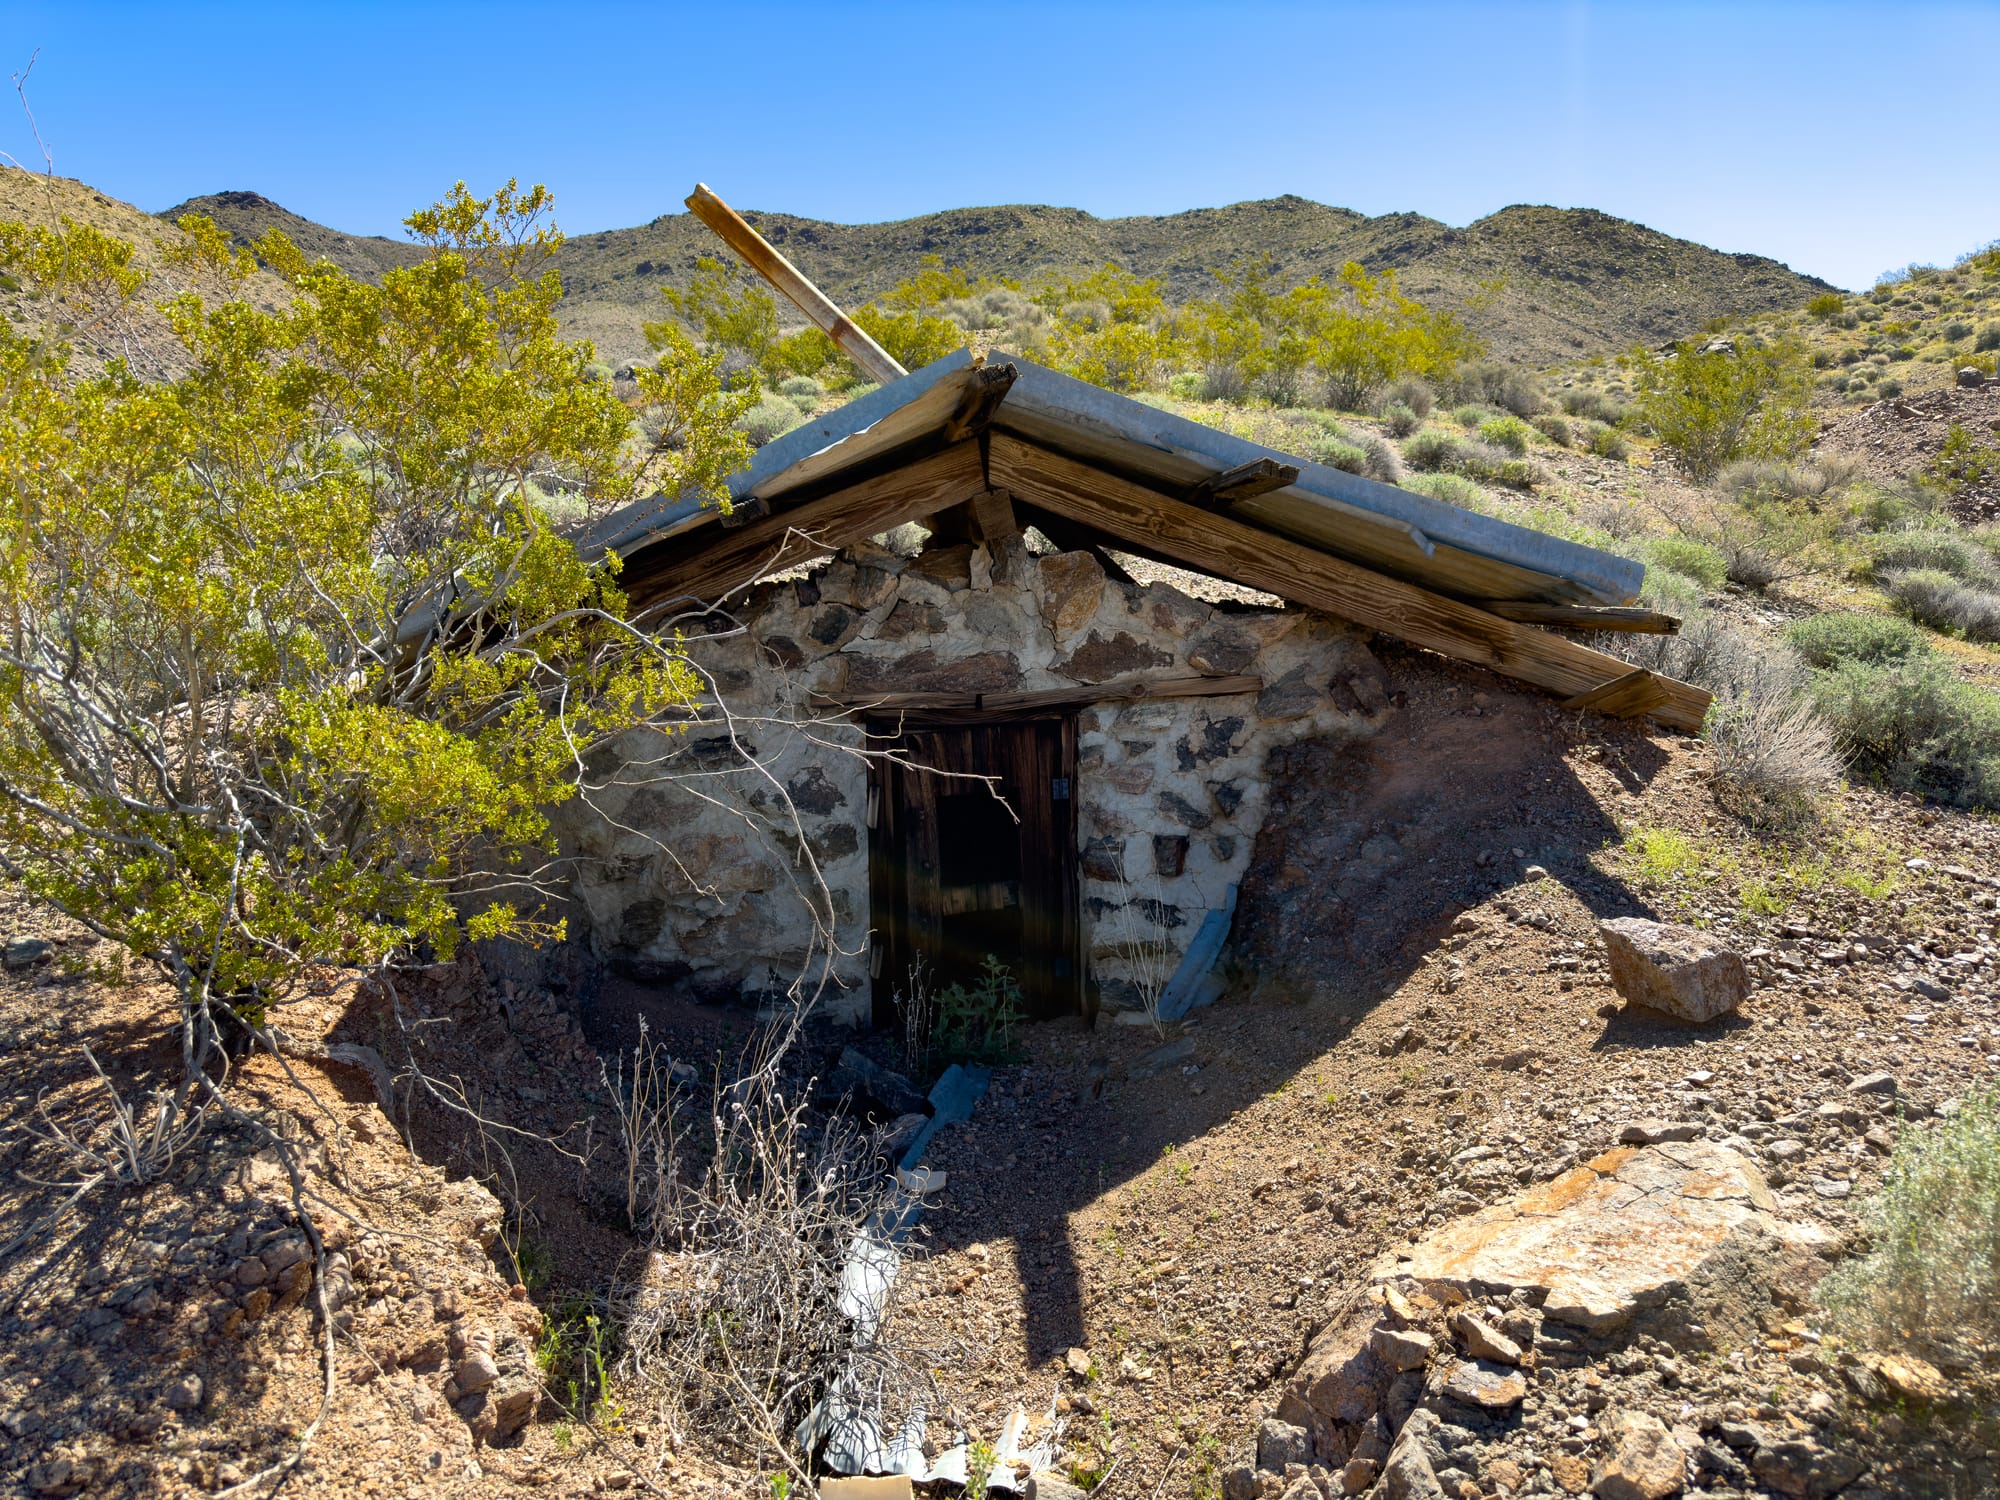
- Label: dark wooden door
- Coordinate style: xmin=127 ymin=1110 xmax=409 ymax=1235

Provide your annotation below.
xmin=868 ymin=715 xmax=1080 ymax=1024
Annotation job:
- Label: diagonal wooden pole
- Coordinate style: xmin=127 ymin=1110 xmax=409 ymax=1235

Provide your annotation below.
xmin=685 ymin=182 xmax=907 ymax=387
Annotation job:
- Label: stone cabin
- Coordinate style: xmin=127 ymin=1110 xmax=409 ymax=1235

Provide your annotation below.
xmin=562 ymin=353 xmax=1708 ymax=1027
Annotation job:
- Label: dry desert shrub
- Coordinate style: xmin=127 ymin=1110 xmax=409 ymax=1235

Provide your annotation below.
xmin=1820 ymin=1087 xmax=2000 ymax=1356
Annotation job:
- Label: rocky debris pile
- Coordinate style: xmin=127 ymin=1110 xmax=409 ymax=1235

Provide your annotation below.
xmin=1214 ymin=1143 xmax=1982 ymax=1500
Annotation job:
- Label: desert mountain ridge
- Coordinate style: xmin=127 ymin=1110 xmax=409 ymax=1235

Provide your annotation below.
xmin=163 ymin=186 xmax=1834 ymax=371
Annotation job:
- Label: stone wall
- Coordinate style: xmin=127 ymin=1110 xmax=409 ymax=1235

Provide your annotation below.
xmin=554 ymin=532 xmax=1390 ymax=1024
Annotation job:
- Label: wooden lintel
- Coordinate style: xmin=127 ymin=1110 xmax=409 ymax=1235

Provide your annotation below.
xmin=1561 ymin=668 xmax=1676 ymax=719
xmin=986 ymin=432 xmax=1711 ymax=732
xmin=1480 ymin=601 xmax=1681 ymax=635
xmin=817 ymin=672 xmax=1263 ymax=721
xmin=1189 ymin=456 xmax=1299 ymax=508
xmin=622 ymin=441 xmax=985 ymax=611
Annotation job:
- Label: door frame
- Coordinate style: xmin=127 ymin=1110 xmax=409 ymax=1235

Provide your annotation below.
xmin=865 ymin=712 xmax=1081 ymax=1026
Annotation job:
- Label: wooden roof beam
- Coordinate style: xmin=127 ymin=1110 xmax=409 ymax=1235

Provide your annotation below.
xmin=1479 ymin=601 xmax=1681 ymax=635
xmin=986 ymin=432 xmax=1711 ymax=731
xmin=621 ymin=441 xmax=986 ymax=612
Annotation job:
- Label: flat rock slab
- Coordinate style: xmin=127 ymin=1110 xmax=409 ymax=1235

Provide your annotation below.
xmin=1382 ymin=1141 xmax=1778 ymax=1332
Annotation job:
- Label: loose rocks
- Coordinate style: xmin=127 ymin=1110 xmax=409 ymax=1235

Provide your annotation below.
xmin=1591 ymin=1409 xmax=1685 ymax=1499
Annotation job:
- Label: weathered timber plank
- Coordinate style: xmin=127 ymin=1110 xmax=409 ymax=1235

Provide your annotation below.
xmin=1481 ymin=601 xmax=1681 ymax=635
xmin=1562 ymin=668 xmax=1676 ymax=719
xmin=987 ymin=433 xmax=1711 ymax=731
xmin=622 ymin=442 xmax=985 ymax=610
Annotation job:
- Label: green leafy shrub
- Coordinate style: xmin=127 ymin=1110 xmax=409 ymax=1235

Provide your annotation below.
xmin=1402 ymin=429 xmax=1465 ymax=472
xmin=1923 ymin=424 xmax=2000 ymax=496
xmin=776 ymin=375 xmax=823 ymax=414
xmin=1805 ymin=292 xmax=1846 ymax=320
xmin=1811 ymin=658 xmax=2000 ymax=806
xmin=1640 ymin=536 xmax=1728 ymax=590
xmin=1561 ymin=388 xmax=1627 ymax=426
xmin=1977 ymin=324 xmax=2000 ymax=353
xmin=1784 ymin=612 xmax=1934 ymax=669
xmin=1624 ymin=334 xmax=1816 ymax=480
xmin=933 ymin=957 xmax=1026 ymax=1067
xmin=1492 ymin=457 xmax=1546 ymax=491
xmin=1454 ymin=361 xmax=1547 ymax=417
xmin=1303 ymin=433 xmax=1369 ymax=474
xmin=1820 ymin=1086 xmax=2000 ymax=1353
xmin=1381 ymin=376 xmax=1434 ymax=418
xmin=1478 ymin=414 xmax=1533 ymax=456
xmin=1166 ymin=371 xmax=1206 ymax=400
xmin=1531 ymin=413 xmax=1573 ymax=447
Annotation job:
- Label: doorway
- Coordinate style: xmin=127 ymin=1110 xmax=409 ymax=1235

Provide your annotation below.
xmin=867 ymin=715 xmax=1081 ymax=1025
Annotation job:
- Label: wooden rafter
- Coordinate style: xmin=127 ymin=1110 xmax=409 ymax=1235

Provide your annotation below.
xmin=986 ymin=433 xmax=1712 ymax=731
xmin=1479 ymin=601 xmax=1681 ymax=635
xmin=619 ymin=442 xmax=985 ymax=611
xmin=817 ymin=672 xmax=1263 ymax=723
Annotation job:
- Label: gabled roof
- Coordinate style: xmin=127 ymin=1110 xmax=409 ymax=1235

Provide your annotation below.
xmin=590 ymin=350 xmax=1640 ymax=606
xmin=587 ymin=351 xmax=1709 ymax=730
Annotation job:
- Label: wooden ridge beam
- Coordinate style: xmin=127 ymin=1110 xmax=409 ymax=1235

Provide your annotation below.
xmin=1479 ymin=601 xmax=1681 ymax=635
xmin=986 ymin=433 xmax=1711 ymax=731
xmin=621 ymin=441 xmax=985 ymax=611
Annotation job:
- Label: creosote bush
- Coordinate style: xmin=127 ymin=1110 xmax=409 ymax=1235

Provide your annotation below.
xmin=1820 ymin=1087 xmax=2000 ymax=1355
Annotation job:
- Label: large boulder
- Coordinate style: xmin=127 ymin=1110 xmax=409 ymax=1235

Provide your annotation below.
xmin=1599 ymin=917 xmax=1750 ymax=1023
xmin=1381 ymin=1141 xmax=1793 ymax=1336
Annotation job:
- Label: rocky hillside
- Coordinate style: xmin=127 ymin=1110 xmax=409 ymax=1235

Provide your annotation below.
xmin=163 ymin=190 xmax=1832 ymax=370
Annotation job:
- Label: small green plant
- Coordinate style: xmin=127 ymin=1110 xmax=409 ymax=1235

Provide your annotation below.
xmin=768 ymin=1474 xmax=791 ymax=1500
xmin=1837 ymin=868 xmax=1898 ymax=900
xmin=1820 ymin=1085 xmax=2000 ymax=1352
xmin=965 ymin=1438 xmax=998 ymax=1500
xmin=1740 ymin=879 xmax=1786 ymax=915
xmin=513 ymin=1235 xmax=555 ymax=1294
xmin=552 ymin=1421 xmax=574 ymax=1451
xmin=1478 ymin=413 xmax=1533 ymax=455
xmin=1624 ymin=826 xmax=1712 ymax=883
xmin=1640 ymin=535 xmax=1728 ymax=591
xmin=932 ymin=956 xmax=1027 ymax=1068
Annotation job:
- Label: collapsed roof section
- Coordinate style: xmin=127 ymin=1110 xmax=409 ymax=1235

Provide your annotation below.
xmin=586 ymin=351 xmax=1710 ymax=731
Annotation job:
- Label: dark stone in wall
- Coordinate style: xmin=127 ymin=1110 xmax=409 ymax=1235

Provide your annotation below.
xmin=908 ymin=543 xmax=976 ymax=590
xmin=848 ymin=649 xmax=1022 ymax=694
xmin=1174 ymin=715 xmax=1244 ymax=771
xmin=760 ymin=636 xmax=806 ymax=670
xmin=786 ymin=765 xmax=848 ymax=817
xmin=616 ymin=897 xmax=666 ymax=950
xmin=1153 ymin=834 xmax=1189 ymax=878
xmin=1187 ymin=626 xmax=1258 ymax=675
xmin=1054 ymin=630 xmax=1173 ymax=683
xmin=1081 ymin=837 xmax=1126 ymax=882
xmin=877 ymin=599 xmax=946 ymax=640
xmin=809 ymin=823 xmax=860 ymax=861
xmin=1256 ymin=665 xmax=1325 ymax=721
xmin=1157 ymin=789 xmax=1213 ymax=830
xmin=1209 ymin=780 xmax=1244 ymax=815
xmin=808 ymin=604 xmax=858 ymax=647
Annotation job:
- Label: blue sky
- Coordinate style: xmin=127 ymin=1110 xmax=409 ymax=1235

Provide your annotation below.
xmin=0 ymin=2 xmax=1993 ymax=290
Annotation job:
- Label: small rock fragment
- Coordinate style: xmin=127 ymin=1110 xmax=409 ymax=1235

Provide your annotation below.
xmin=1370 ymin=1325 xmax=1435 ymax=1372
xmin=1618 ymin=1119 xmax=1703 ymax=1145
xmin=1846 ymin=1072 xmax=1898 ymax=1096
xmin=1591 ymin=1409 xmax=1684 ymax=1499
xmin=1442 ymin=1358 xmax=1528 ymax=1409
xmin=1449 ymin=1309 xmax=1523 ymax=1365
